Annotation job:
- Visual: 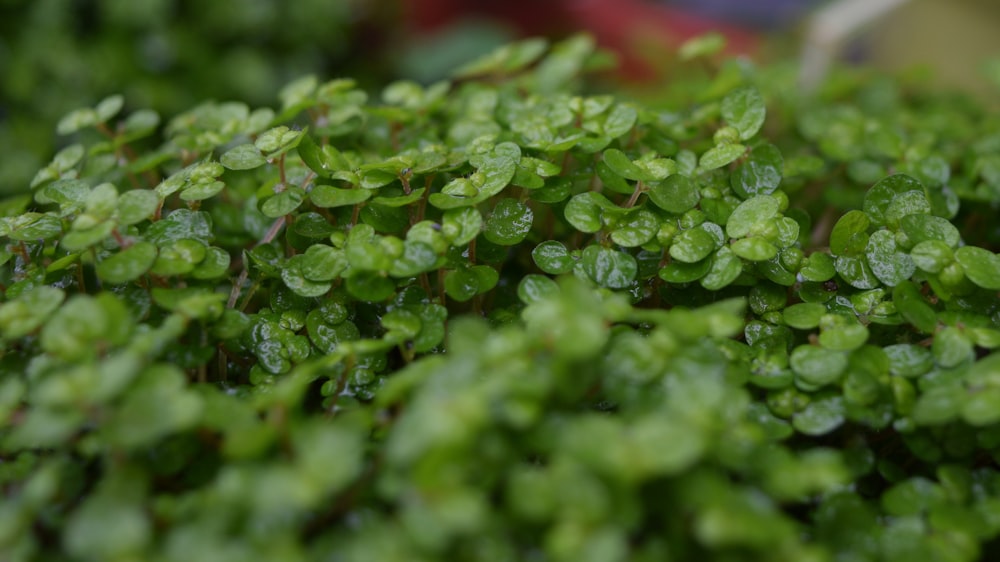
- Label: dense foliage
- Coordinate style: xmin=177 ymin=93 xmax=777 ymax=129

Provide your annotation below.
xmin=4 ymin=34 xmax=1000 ymax=561
xmin=0 ymin=0 xmax=381 ymax=196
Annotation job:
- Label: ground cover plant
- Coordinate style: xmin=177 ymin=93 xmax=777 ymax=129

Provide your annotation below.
xmin=4 ymin=33 xmax=1000 ymax=561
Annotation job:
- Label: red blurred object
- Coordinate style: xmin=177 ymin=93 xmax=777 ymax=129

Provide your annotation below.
xmin=401 ymin=0 xmax=760 ymax=80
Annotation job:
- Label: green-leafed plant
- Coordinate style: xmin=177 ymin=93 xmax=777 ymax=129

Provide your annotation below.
xmin=4 ymin=33 xmax=1000 ymax=561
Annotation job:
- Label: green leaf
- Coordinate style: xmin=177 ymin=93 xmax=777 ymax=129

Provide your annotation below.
xmin=611 ymin=209 xmax=659 ymax=247
xmin=818 ymin=314 xmax=869 ymax=351
xmin=602 ymin=103 xmax=638 ymax=139
xmin=892 ymin=281 xmax=937 ymax=334
xmin=484 ymin=198 xmax=533 ymax=245
xmin=727 ymin=195 xmax=780 ymax=239
xmin=699 ymin=143 xmax=745 ymax=171
xmin=39 ymin=294 xmax=128 ymax=361
xmin=6 ymin=212 xmax=63 ymax=241
xmin=648 ymin=174 xmax=700 ymax=214
xmin=881 ymin=478 xmax=946 ymax=517
xmin=517 ymin=274 xmax=560 ymax=304
xmin=800 ymin=252 xmax=836 ymax=282
xmin=603 ymin=149 xmax=655 ymax=182
xmin=444 ymin=265 xmax=499 ymax=302
xmin=701 ymin=246 xmax=742 ymax=290
xmin=834 ymin=256 xmax=880 ymax=290
xmin=255 ymin=125 xmax=306 ymax=155
xmin=389 ymin=240 xmax=438 ymax=278
xmin=884 ymin=190 xmax=931 ymax=229
xmin=298 ymin=134 xmax=348 ymax=177
xmin=731 ymin=237 xmax=778 ymax=262
xmin=579 ymin=245 xmax=637 ymax=289
xmin=731 ymin=143 xmax=783 ymax=199
xmin=863 ymin=174 xmax=922 ymax=227
xmin=659 ymin=257 xmax=712 ymax=283
xmin=299 ymin=244 xmax=347 ymax=282
xmin=105 ymin=365 xmax=203 ymax=447
xmin=116 ymin=190 xmax=160 ymax=225
xmin=790 ymin=345 xmax=848 ymax=387
xmin=933 ymin=326 xmax=973 ymax=368
xmin=670 ymin=227 xmax=717 ymax=263
xmin=679 ymin=32 xmax=726 ymax=60
xmin=899 ymin=214 xmax=960 ymax=247
xmin=293 ymin=212 xmax=336 ymax=238
xmin=910 ymin=241 xmax=953 ymax=274
xmin=885 ymin=343 xmax=934 ymax=378
xmin=830 ymin=210 xmax=870 ymax=257
xmin=306 ymin=309 xmax=358 ymax=354
xmin=151 ymin=238 xmax=207 ymax=276
xmin=721 ymin=86 xmax=766 ymax=140
xmin=97 ymin=242 xmax=158 ymax=284
xmin=190 ymin=246 xmax=231 ymax=280
xmin=261 ymin=187 xmax=305 ymax=218
xmin=564 ymin=191 xmax=619 ymax=233
xmin=793 ymin=394 xmax=846 ymax=436
xmin=783 ymin=303 xmax=826 ymax=329
xmin=865 ymin=230 xmax=915 ymax=287
xmin=180 ymin=180 xmax=225 ymax=202
xmin=310 ymin=184 xmax=372 ymax=208
xmin=220 ymin=143 xmax=267 ymax=170
xmin=145 ymin=209 xmax=212 ymax=245
xmin=532 ymin=241 xmax=576 ymax=274
xmin=64 ymin=480 xmax=150 ymax=560
xmin=962 ymin=387 xmax=1000 ymax=426
xmin=955 ymin=246 xmax=1000 ymax=290
xmin=57 ymin=107 xmax=99 ymax=135
xmin=61 ymin=221 xmax=115 ymax=251
xmin=441 ymin=207 xmax=482 ymax=247
xmin=913 ymin=386 xmax=962 ymax=425
xmin=345 ymin=271 xmax=396 ymax=302
xmin=0 ymin=286 xmax=65 ymax=340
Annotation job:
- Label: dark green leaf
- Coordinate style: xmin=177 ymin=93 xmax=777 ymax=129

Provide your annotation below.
xmin=532 ymin=241 xmax=576 ymax=274
xmin=579 ymin=245 xmax=637 ymax=289
xmin=731 ymin=143 xmax=783 ymax=199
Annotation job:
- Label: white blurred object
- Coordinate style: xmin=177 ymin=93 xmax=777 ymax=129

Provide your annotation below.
xmin=799 ymin=0 xmax=911 ymax=91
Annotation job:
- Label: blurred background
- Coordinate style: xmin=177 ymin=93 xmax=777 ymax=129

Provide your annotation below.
xmin=1 ymin=0 xmax=999 ymax=196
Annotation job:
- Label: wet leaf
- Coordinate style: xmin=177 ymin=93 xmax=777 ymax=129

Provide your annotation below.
xmin=670 ymin=227 xmax=717 ymax=263
xmin=532 ymin=241 xmax=576 ymax=274
xmin=579 ymin=245 xmax=637 ymax=289
xmin=484 ymin=198 xmax=533 ymax=245
xmin=731 ymin=143 xmax=783 ymax=199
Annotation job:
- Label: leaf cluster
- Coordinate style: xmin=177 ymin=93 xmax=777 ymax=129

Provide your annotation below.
xmin=3 ymin=34 xmax=1000 ymax=562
